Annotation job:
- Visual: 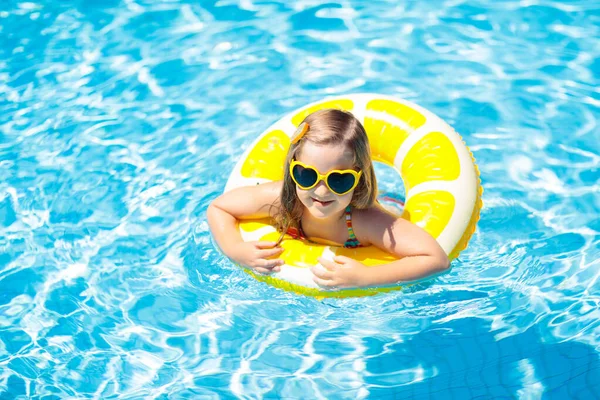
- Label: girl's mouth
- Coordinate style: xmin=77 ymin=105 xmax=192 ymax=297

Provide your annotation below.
xmin=312 ymin=198 xmax=334 ymax=206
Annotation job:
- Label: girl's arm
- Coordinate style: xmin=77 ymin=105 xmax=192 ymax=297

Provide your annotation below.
xmin=312 ymin=206 xmax=450 ymax=288
xmin=357 ymin=206 xmax=450 ymax=285
xmin=207 ymin=181 xmax=285 ymax=274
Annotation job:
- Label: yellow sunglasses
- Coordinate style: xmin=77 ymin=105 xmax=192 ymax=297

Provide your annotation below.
xmin=289 ymin=159 xmax=362 ymax=195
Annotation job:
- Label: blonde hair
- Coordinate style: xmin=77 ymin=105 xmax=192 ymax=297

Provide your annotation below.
xmin=272 ymin=109 xmax=378 ymax=236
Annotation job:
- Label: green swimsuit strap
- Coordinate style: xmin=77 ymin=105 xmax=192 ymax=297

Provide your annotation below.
xmin=344 ymin=205 xmax=362 ymax=248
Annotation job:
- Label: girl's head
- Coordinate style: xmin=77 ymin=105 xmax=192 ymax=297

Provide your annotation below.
xmin=274 ymin=109 xmax=377 ymax=232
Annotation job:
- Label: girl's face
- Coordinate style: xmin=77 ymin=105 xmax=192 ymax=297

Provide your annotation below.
xmin=294 ymin=141 xmax=357 ymax=219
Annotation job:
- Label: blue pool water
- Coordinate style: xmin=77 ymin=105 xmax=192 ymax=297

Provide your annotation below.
xmin=1 ymin=0 xmax=599 ymax=398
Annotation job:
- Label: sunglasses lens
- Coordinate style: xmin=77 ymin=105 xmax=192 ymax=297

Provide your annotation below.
xmin=292 ymin=164 xmax=318 ymax=188
xmin=327 ymin=172 xmax=357 ymax=194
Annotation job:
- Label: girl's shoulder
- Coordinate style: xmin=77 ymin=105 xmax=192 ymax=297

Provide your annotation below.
xmin=353 ymin=203 xmax=399 ymax=223
xmin=246 ymin=180 xmax=283 ymax=207
xmin=211 ymin=180 xmax=282 ymax=219
xmin=222 ymin=180 xmax=282 ymax=201
xmin=257 ymin=180 xmax=283 ymax=195
xmin=351 ymin=204 xmax=396 ymax=242
xmin=352 ymin=202 xmax=447 ymax=260
xmin=352 ymin=204 xmax=402 ymax=242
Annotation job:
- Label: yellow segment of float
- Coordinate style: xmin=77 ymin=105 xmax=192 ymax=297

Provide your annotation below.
xmin=225 ymin=94 xmax=483 ymax=298
xmin=240 ymin=130 xmax=289 ymax=180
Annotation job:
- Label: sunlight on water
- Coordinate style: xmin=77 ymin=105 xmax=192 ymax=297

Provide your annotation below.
xmin=0 ymin=0 xmax=599 ymax=398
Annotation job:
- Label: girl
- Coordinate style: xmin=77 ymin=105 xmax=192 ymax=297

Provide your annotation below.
xmin=207 ymin=109 xmax=450 ymax=289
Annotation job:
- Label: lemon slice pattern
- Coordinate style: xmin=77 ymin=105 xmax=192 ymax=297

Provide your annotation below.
xmin=224 ymin=94 xmax=483 ymax=298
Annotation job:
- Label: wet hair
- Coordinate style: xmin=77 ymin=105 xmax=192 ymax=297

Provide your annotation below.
xmin=272 ymin=108 xmax=378 ymax=237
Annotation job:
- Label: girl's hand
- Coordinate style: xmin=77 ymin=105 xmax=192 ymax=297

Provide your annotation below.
xmin=233 ymin=241 xmax=285 ymax=275
xmin=311 ymin=256 xmax=370 ymax=289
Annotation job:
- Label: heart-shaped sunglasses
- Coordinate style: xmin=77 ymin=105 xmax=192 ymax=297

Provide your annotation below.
xmin=289 ymin=159 xmax=362 ymax=195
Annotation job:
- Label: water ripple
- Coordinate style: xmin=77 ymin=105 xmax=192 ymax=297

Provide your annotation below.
xmin=1 ymin=0 xmax=599 ymax=398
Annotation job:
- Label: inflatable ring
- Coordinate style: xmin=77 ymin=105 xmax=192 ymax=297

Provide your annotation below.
xmin=224 ymin=94 xmax=483 ymax=298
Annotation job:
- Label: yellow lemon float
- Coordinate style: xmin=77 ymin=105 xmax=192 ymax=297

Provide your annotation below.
xmin=224 ymin=94 xmax=483 ymax=298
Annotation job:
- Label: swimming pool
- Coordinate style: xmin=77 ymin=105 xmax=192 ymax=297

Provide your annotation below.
xmin=1 ymin=0 xmax=599 ymax=398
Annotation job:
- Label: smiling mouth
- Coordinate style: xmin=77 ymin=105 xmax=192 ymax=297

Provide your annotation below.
xmin=312 ymin=198 xmax=334 ymax=206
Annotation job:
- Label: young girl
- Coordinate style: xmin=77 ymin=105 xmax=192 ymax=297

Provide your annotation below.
xmin=207 ymin=109 xmax=450 ymax=289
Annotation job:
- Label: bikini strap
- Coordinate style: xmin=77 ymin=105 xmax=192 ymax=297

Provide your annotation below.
xmin=344 ymin=205 xmax=361 ymax=248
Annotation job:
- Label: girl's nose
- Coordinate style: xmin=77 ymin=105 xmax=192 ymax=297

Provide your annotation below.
xmin=313 ymin=180 xmax=330 ymax=197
